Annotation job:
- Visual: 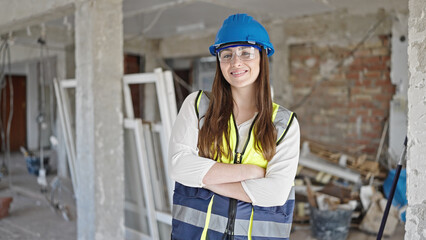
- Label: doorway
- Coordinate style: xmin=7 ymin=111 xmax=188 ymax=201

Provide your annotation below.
xmin=0 ymin=75 xmax=27 ymax=151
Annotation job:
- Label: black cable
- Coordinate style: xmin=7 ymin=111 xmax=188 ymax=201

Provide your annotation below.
xmin=0 ymin=38 xmax=14 ymax=178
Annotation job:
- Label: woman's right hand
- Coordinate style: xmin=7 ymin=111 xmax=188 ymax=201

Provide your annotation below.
xmin=202 ymin=162 xmax=266 ymax=185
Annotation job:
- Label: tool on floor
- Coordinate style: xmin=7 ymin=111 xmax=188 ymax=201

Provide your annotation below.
xmin=21 ymin=145 xmax=71 ymax=221
xmin=46 ymin=176 xmax=72 ymax=221
xmin=376 ymin=136 xmax=407 ymax=240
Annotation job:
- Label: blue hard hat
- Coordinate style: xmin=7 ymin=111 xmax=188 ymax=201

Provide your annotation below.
xmin=209 ymin=14 xmax=274 ymax=57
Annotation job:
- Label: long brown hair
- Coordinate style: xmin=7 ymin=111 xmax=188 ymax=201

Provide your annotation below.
xmin=198 ymin=48 xmax=277 ymax=162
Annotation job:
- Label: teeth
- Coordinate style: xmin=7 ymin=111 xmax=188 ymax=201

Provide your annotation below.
xmin=232 ymin=71 xmax=246 ymax=75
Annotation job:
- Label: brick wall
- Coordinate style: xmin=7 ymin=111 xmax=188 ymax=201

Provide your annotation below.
xmin=289 ymin=35 xmax=395 ymax=156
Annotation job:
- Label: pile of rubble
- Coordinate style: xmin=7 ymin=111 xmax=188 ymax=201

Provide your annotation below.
xmin=294 ymin=139 xmax=403 ymax=237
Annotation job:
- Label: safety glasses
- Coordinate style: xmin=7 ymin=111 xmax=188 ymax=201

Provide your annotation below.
xmin=216 ymin=44 xmax=261 ymax=63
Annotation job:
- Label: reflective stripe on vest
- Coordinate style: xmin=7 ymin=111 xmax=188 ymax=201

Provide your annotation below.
xmin=173 ymin=182 xmax=295 ymax=239
xmin=172 ymin=90 xmax=296 ymax=240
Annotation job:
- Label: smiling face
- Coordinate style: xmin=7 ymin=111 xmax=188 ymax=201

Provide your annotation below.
xmin=219 ymin=45 xmax=261 ymax=91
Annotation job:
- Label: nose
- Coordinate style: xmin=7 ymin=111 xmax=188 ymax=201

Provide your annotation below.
xmin=231 ymin=53 xmax=242 ymax=66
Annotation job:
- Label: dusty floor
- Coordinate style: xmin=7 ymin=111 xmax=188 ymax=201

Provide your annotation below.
xmin=0 ymin=152 xmax=405 ymax=240
xmin=291 ymin=224 xmax=405 ymax=240
xmin=0 ymin=152 xmax=76 ymax=240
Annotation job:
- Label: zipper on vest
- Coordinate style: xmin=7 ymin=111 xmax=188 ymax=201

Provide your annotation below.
xmin=235 ymin=152 xmax=242 ymax=164
xmin=223 ymin=114 xmax=258 ymax=238
xmin=223 ymin=198 xmax=237 ymax=240
xmin=234 ymin=114 xmax=258 ymax=164
xmin=233 ymin=114 xmax=258 ymax=164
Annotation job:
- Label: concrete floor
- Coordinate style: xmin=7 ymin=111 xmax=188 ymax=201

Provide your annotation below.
xmin=291 ymin=224 xmax=405 ymax=240
xmin=0 ymin=152 xmax=405 ymax=240
xmin=0 ymin=152 xmax=76 ymax=240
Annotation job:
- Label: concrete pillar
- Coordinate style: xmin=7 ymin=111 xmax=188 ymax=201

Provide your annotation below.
xmin=74 ymin=0 xmax=124 ymax=239
xmin=143 ymin=39 xmax=161 ymax=121
xmin=144 ymin=39 xmax=160 ymax=72
xmin=406 ymin=0 xmax=426 ymax=239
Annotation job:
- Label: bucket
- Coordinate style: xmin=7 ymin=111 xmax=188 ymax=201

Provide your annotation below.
xmin=0 ymin=197 xmax=13 ymax=219
xmin=310 ymin=206 xmax=353 ymax=240
xmin=25 ymin=156 xmax=50 ymax=176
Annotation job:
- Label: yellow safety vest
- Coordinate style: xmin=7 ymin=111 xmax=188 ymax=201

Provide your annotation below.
xmin=172 ymin=90 xmax=296 ymax=240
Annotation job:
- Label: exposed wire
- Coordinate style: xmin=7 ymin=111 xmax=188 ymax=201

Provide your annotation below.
xmin=36 ymin=32 xmax=57 ymax=191
xmin=46 ymin=42 xmax=56 ymax=137
xmin=124 ymin=8 xmax=166 ymax=43
xmin=0 ymin=36 xmax=14 ymax=181
xmin=124 ymin=0 xmax=200 ymax=42
xmin=290 ymin=15 xmax=389 ymax=110
xmin=37 ymin=36 xmax=48 ymax=190
xmin=142 ymin=8 xmax=166 ymax=34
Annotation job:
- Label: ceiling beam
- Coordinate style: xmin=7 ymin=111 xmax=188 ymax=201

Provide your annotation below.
xmin=0 ymin=0 xmax=74 ymax=36
xmin=123 ymin=0 xmax=198 ymax=19
xmin=196 ymin=0 xmax=280 ymax=21
xmin=123 ymin=0 xmax=280 ymax=22
xmin=12 ymin=24 xmax=75 ymax=49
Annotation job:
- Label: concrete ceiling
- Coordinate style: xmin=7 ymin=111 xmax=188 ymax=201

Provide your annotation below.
xmin=10 ymin=0 xmax=406 ymax=47
xmin=120 ymin=0 xmax=405 ymax=39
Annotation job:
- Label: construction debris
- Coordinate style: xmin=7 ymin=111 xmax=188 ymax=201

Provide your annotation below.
xmin=295 ymin=139 xmax=401 ymax=237
xmin=310 ymin=205 xmax=353 ymax=240
xmin=359 ymin=192 xmax=399 ymax=236
xmin=304 ymin=178 xmax=356 ymax=240
xmin=304 ymin=177 xmax=318 ymax=208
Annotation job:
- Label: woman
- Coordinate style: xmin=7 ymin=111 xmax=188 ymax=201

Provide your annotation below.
xmin=169 ymin=13 xmax=300 ymax=240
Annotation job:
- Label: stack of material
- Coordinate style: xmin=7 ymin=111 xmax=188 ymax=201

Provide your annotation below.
xmin=304 ymin=178 xmax=358 ymax=213
xmin=306 ymin=140 xmax=383 ymax=180
xmin=55 ymin=68 xmax=177 ymax=239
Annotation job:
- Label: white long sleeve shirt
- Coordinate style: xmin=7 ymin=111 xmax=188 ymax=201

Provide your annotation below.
xmin=169 ymin=92 xmax=300 ymax=207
